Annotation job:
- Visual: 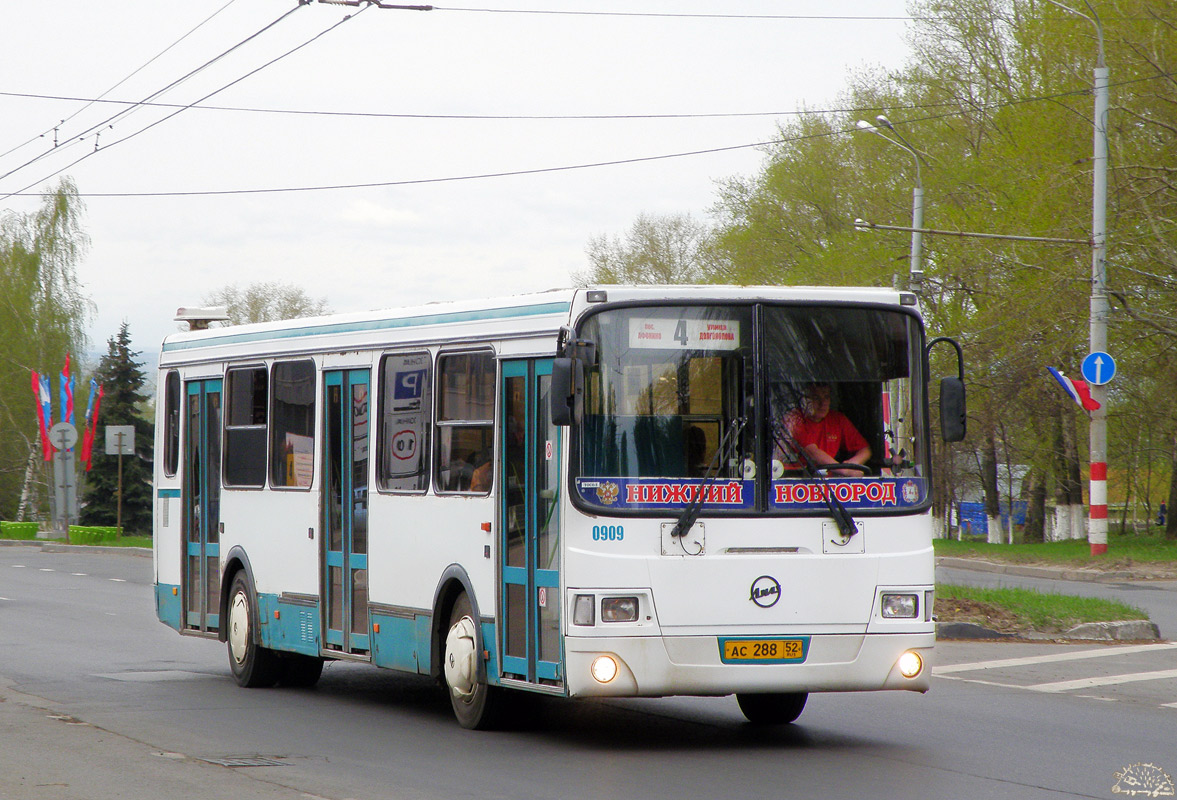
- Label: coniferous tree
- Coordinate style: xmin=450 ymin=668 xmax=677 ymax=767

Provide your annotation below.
xmin=80 ymin=323 xmax=153 ymax=533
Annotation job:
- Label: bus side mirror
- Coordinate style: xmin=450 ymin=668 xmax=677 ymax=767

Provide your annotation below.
xmin=940 ymin=377 xmax=967 ymax=442
xmin=927 ymin=336 xmax=967 ymax=443
xmin=551 ymin=357 xmax=582 ymax=426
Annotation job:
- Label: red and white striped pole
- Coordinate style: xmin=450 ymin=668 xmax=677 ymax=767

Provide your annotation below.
xmin=1089 ymin=457 xmax=1107 ymax=555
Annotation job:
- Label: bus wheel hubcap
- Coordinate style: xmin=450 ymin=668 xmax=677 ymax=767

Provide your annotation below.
xmin=444 ymin=616 xmax=478 ymax=699
xmin=229 ymin=592 xmax=249 ymax=664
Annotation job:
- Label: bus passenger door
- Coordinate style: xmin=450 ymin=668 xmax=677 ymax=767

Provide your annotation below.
xmin=500 ymin=359 xmax=562 ymax=686
xmin=322 ymin=369 xmax=371 ymax=656
xmin=183 ymin=379 xmax=222 ymax=635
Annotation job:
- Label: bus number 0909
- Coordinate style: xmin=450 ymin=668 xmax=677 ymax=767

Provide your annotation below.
xmin=592 ymin=525 xmax=624 ymax=541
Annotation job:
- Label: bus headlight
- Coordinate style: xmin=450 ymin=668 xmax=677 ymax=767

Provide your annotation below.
xmin=601 ymin=596 xmax=638 ymax=623
xmin=897 ymin=650 xmax=923 ymax=679
xmin=590 ymin=655 xmax=619 ymax=683
xmin=881 ymin=593 xmax=919 ymax=619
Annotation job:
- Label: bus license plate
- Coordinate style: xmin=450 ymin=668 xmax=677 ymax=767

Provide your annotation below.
xmin=720 ymin=638 xmax=806 ymax=663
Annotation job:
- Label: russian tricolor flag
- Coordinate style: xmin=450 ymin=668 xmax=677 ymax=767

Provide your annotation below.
xmin=1047 ymin=367 xmax=1100 ymax=412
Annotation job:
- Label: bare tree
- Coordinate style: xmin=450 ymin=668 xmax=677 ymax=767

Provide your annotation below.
xmin=202 ymin=282 xmax=330 ymax=326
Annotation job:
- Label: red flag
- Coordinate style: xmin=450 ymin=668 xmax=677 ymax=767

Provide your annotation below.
xmin=61 ymin=354 xmax=74 ymax=426
xmin=81 ymin=384 xmax=104 ymax=471
xmin=31 ymin=371 xmax=51 ymax=460
xmin=1046 ymin=367 xmax=1101 ymax=412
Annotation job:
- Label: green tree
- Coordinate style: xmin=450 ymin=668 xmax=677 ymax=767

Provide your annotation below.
xmin=0 ymin=178 xmax=91 ymax=520
xmin=588 ymin=0 xmax=1177 ymax=540
xmin=80 ymin=323 xmax=154 ymax=534
xmin=203 ymin=281 xmax=330 ymax=325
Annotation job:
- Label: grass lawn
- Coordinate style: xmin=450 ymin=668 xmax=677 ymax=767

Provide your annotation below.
xmin=0 ymin=532 xmax=152 ymax=548
xmin=937 ymin=583 xmax=1148 ymax=632
xmin=934 ymin=531 xmax=1177 ymax=566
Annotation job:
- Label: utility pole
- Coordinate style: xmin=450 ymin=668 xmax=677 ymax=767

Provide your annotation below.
xmin=1048 ymin=0 xmax=1110 ymax=555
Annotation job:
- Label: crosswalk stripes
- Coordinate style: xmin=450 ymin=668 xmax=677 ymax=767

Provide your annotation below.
xmin=935 ymin=642 xmax=1177 ymax=710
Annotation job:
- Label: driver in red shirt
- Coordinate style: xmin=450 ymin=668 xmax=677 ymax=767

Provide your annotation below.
xmin=781 ymin=383 xmax=871 ymax=477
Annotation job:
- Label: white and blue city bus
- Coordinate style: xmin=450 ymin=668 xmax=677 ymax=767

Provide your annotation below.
xmin=153 ymin=285 xmax=965 ymax=729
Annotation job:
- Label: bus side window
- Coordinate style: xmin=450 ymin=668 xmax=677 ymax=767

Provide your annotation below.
xmin=224 ymin=366 xmax=267 ymax=488
xmin=270 ymin=360 xmax=316 ymax=488
xmin=435 ymin=351 xmax=494 ymax=494
xmin=377 ymin=352 xmax=432 ymax=493
xmin=163 ymin=371 xmax=180 ymax=477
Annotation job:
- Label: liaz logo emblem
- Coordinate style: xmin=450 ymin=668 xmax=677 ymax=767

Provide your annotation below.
xmin=750 ymin=575 xmax=781 ymax=608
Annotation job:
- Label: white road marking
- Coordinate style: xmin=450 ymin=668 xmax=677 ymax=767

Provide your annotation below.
xmin=933 ymin=642 xmax=1177 ymax=675
xmin=109 ymin=578 xmax=127 ymax=582
xmin=1031 ymin=668 xmax=1177 ymax=693
xmin=71 ymin=573 xmax=87 ymax=576
xmin=39 ymin=568 xmax=54 ymax=572
xmin=11 ymin=564 xmax=25 ymax=568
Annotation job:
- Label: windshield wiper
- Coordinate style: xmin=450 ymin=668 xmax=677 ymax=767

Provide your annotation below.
xmin=772 ymin=419 xmax=858 ymax=540
xmin=671 ymin=416 xmax=746 ymax=539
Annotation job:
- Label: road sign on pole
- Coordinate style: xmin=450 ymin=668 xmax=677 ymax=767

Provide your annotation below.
xmin=49 ymin=422 xmax=78 ymax=530
xmin=1081 ymin=351 xmax=1116 ymax=386
xmin=105 ymin=425 xmax=135 ymax=536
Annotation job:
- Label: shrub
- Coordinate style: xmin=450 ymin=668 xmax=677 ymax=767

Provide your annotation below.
xmin=0 ymin=521 xmax=39 ymax=539
xmin=67 ymin=526 xmax=120 ymax=545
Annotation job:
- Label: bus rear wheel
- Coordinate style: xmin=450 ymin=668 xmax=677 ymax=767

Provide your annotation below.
xmin=736 ymin=692 xmax=808 ymax=724
xmin=227 ymin=571 xmax=282 ymax=688
xmin=443 ymin=593 xmax=502 ymax=730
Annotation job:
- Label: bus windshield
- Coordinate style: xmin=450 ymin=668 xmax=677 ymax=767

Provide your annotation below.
xmin=572 ymin=303 xmax=929 ymax=515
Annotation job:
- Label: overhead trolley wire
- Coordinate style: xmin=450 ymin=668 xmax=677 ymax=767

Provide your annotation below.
xmin=0 ymin=0 xmax=242 ymax=163
xmin=13 ymin=68 xmax=1173 ymax=200
xmin=0 ymin=90 xmax=948 ymax=121
xmin=0 ymin=3 xmax=367 ymax=203
xmin=0 ymin=1 xmax=308 ymax=190
xmin=4 ymin=59 xmax=1168 ymax=126
xmin=431 ymin=6 xmax=919 ymax=21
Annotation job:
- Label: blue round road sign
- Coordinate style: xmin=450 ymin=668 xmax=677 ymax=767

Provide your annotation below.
xmin=1081 ymin=351 xmax=1116 ymax=386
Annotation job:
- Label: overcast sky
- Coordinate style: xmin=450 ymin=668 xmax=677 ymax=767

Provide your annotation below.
xmin=1 ymin=0 xmax=913 ymax=364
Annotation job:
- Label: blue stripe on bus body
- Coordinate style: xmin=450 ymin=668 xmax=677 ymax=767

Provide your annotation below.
xmin=175 ymin=591 xmax=503 ymax=684
xmin=161 ymin=301 xmax=572 ymax=353
xmin=155 ymin=583 xmax=182 ymax=631
xmin=256 ymin=593 xmax=321 ymax=658
xmin=157 ymin=488 xmax=181 ymax=498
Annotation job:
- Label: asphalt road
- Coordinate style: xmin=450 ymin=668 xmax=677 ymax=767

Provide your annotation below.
xmin=3 ymin=543 xmax=1176 ymax=800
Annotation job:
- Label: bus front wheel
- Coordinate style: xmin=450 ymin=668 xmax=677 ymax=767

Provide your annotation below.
xmin=443 ymin=593 xmax=502 ymax=729
xmin=736 ymin=692 xmax=808 ymax=724
xmin=227 ymin=571 xmax=282 ymax=688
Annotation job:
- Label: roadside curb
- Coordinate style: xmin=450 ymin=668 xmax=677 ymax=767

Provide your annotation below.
xmin=937 ymin=619 xmax=1160 ymax=642
xmin=936 ymin=556 xmax=1138 ymax=583
xmin=0 ymin=539 xmax=151 ymax=558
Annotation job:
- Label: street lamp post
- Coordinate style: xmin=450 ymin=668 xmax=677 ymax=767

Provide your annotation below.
xmin=856 ymin=116 xmax=925 ymax=292
xmin=1049 ymin=0 xmax=1109 ymax=555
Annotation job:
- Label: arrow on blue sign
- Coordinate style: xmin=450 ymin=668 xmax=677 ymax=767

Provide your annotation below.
xmin=1081 ymin=351 xmax=1116 ymax=386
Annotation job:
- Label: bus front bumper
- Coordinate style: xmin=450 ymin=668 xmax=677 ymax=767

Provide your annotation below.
xmin=563 ymin=631 xmax=935 ymax=698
